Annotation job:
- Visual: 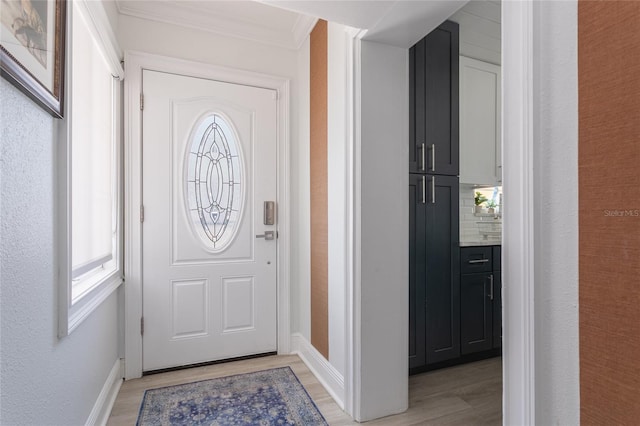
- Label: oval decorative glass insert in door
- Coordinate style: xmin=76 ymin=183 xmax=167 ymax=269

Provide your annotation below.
xmin=186 ymin=113 xmax=244 ymax=252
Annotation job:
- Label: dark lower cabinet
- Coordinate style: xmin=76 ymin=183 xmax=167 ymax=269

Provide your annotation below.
xmin=410 ymin=234 xmax=501 ymax=373
xmin=460 ymin=246 xmax=502 ymax=354
xmin=409 ymin=175 xmax=459 ymax=372
xmin=460 ymin=272 xmax=493 ymax=354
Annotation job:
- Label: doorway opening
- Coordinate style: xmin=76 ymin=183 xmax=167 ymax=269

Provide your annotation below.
xmin=407 ymin=1 xmax=503 ymax=423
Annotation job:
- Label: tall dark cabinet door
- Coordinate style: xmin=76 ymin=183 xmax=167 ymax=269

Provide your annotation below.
xmin=424 ymin=175 xmax=460 ymax=364
xmin=409 ymin=175 xmax=427 ymax=370
xmin=409 ymin=21 xmax=459 ymax=175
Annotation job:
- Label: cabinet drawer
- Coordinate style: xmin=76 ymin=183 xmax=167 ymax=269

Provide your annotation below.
xmin=461 ymin=247 xmax=492 ymax=274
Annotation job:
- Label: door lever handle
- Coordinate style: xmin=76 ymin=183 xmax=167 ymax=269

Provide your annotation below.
xmin=256 ymin=231 xmax=275 ymax=241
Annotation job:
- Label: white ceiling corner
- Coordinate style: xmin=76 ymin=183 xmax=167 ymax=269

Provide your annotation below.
xmin=115 ymin=0 xmax=317 ymax=50
xmin=260 ymin=0 xmax=470 ymax=48
xmin=363 ymin=1 xmax=468 ymax=47
xmin=260 ymin=1 xmax=396 ymax=30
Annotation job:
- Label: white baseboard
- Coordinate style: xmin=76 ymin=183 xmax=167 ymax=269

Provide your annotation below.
xmin=290 ymin=333 xmax=345 ymax=409
xmin=86 ymin=358 xmax=124 ymax=426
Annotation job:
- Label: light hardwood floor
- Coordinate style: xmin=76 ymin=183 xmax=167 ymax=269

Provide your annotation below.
xmin=107 ymin=355 xmax=501 ymax=425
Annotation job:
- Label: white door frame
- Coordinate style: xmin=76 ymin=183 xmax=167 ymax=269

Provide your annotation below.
xmin=123 ymin=51 xmax=291 ymax=379
xmin=500 ymin=2 xmax=536 ymax=424
xmin=344 ymin=2 xmax=536 ymax=423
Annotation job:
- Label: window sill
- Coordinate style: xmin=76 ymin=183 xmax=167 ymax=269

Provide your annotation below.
xmin=72 ymin=260 xmax=118 ymax=304
xmin=63 ymin=272 xmax=123 ymax=337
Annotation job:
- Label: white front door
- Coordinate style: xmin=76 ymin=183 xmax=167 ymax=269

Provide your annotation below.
xmin=141 ymin=70 xmax=278 ymax=371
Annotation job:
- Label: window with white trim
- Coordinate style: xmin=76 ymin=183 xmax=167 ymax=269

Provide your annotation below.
xmin=58 ymin=0 xmax=123 ymax=337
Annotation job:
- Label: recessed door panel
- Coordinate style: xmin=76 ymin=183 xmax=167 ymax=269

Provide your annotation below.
xmin=222 ymin=276 xmax=255 ymax=332
xmin=171 ymin=279 xmax=208 ymax=339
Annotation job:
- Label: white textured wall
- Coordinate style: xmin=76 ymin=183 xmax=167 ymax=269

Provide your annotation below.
xmin=533 ymin=1 xmax=580 ymax=423
xmin=358 ymin=40 xmax=409 ymax=421
xmin=0 ymin=80 xmax=121 ymax=425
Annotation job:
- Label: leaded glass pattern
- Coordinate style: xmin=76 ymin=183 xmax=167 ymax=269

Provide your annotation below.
xmin=186 ymin=114 xmax=243 ymax=251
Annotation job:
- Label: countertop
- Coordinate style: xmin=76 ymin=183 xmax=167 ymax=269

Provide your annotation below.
xmin=459 ymin=241 xmax=501 ymax=247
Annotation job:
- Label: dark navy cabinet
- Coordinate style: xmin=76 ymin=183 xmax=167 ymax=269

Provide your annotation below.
xmin=409 ymin=20 xmax=462 ymax=374
xmin=460 ymin=246 xmax=502 ymax=354
xmin=409 ymin=21 xmax=459 ymax=176
xmin=409 ymin=175 xmax=460 ymax=372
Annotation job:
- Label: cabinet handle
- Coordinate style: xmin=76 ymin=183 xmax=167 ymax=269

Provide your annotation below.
xmin=430 ymin=143 xmax=436 ymax=172
xmin=421 ymin=176 xmax=426 ymax=204
xmin=468 ymin=259 xmax=489 ymax=264
xmin=431 ymin=176 xmax=436 ymax=204
xmin=489 ymin=274 xmax=494 ymax=300
xmin=420 ymin=143 xmax=426 ymax=171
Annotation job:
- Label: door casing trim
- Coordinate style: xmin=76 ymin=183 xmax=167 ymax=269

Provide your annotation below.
xmin=501 ymin=2 xmax=536 ymax=424
xmin=123 ymin=51 xmax=291 ymax=379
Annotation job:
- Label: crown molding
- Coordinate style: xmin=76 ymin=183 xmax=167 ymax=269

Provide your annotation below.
xmin=292 ymin=15 xmax=318 ymax=49
xmin=115 ymin=1 xmax=314 ymax=50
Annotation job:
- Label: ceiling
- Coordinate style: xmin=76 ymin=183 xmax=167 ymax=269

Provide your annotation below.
xmin=262 ymin=0 xmax=468 ymax=47
xmin=115 ymin=0 xmax=473 ymax=50
xmin=449 ymin=0 xmax=501 ymax=64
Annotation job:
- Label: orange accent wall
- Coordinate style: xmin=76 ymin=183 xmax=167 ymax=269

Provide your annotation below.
xmin=579 ymin=2 xmax=640 ymax=424
xmin=310 ymin=20 xmax=329 ymax=359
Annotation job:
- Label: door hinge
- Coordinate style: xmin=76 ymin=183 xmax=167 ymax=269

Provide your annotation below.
xmin=140 ymin=205 xmax=144 ymax=223
xmin=140 ymin=93 xmax=144 ymax=111
xmin=141 ymin=317 xmax=144 ymax=336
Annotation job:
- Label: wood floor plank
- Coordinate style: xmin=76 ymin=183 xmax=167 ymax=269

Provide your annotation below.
xmin=107 ymin=355 xmax=502 ymax=425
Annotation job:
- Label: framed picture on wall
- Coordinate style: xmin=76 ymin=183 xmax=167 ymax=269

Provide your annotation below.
xmin=0 ymin=0 xmax=66 ymax=118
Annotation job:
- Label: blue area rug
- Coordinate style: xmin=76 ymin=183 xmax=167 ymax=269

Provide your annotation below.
xmin=136 ymin=366 xmax=328 ymax=425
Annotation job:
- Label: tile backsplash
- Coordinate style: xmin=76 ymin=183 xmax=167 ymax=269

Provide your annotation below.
xmin=459 ymin=184 xmax=502 ymax=243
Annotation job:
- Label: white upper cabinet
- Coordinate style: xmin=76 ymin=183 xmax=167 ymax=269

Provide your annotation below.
xmin=459 ymin=56 xmax=501 ymax=185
